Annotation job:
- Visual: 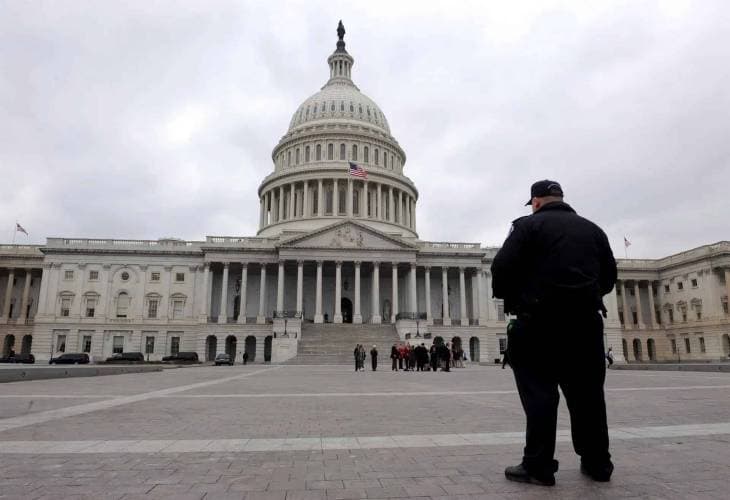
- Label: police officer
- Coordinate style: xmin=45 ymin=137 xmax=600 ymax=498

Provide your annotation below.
xmin=491 ymin=180 xmax=617 ymax=487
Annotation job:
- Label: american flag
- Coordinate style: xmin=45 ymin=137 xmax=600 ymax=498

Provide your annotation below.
xmin=348 ymin=162 xmax=367 ymax=178
xmin=16 ymin=223 xmax=28 ymax=235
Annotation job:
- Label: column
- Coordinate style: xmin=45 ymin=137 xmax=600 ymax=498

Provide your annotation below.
xmin=302 ymin=181 xmax=309 ymax=218
xmin=424 ymin=267 xmax=432 ymax=324
xmin=218 ymin=263 xmax=229 ymax=323
xmin=478 ymin=271 xmax=488 ymax=324
xmin=333 ymin=179 xmax=339 ymax=215
xmin=621 ymin=280 xmax=632 ymax=330
xmin=391 ymin=263 xmax=399 ymax=321
xmin=278 ymin=186 xmax=284 ymax=221
xmin=289 ymin=184 xmax=295 ymax=219
xmin=257 ymin=264 xmax=267 ymax=323
xmin=237 ymin=264 xmax=248 ymax=324
xmin=376 ymin=183 xmax=382 ymax=220
xmin=347 ymin=178 xmax=353 ymax=217
xmin=471 ymin=270 xmax=479 ymax=325
xmin=371 ymin=262 xmax=381 ymax=323
xmin=200 ymin=264 xmax=210 ymax=320
xmin=412 ymin=198 xmax=416 ymax=230
xmin=364 ymin=181 xmax=369 ymax=217
xmin=353 ymin=261 xmax=362 ymax=323
xmin=296 ymin=261 xmax=303 ymax=314
xmin=18 ymin=269 xmax=32 ymax=322
xmin=265 ymin=192 xmax=270 ymax=225
xmin=2 ymin=268 xmax=14 ymax=321
xmin=388 ymin=187 xmax=394 ymax=223
xmin=318 ymin=179 xmax=324 ymax=216
xmin=409 ymin=263 xmax=417 ymax=312
xmin=725 ymin=269 xmax=730 ymax=313
xmin=276 ymin=261 xmax=285 ymax=314
xmin=406 ymin=196 xmax=411 ymax=228
xmin=334 ymin=261 xmax=343 ymax=323
xmin=314 ymin=261 xmax=323 ymax=323
xmin=37 ymin=264 xmax=51 ymax=319
xmin=459 ymin=267 xmax=467 ymax=324
xmin=259 ymin=198 xmax=265 ymax=228
xmin=634 ymin=281 xmax=644 ymax=329
xmin=442 ymin=267 xmax=451 ymax=326
xmin=647 ymin=280 xmax=657 ymax=329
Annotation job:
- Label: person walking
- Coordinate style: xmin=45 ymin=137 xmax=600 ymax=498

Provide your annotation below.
xmin=492 ymin=179 xmax=617 ymax=487
xmin=442 ymin=342 xmax=451 ymax=372
xmin=353 ymin=344 xmax=361 ymax=371
xmin=606 ymin=347 xmax=614 ymax=367
xmin=429 ymin=344 xmax=438 ymax=372
xmin=242 ymin=351 xmax=248 ymax=365
xmin=391 ymin=344 xmax=399 ymax=371
xmin=370 ymin=345 xmax=378 ymax=371
xmin=358 ymin=344 xmax=366 ymax=371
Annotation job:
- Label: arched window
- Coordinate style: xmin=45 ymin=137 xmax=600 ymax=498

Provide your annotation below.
xmin=315 ymin=144 xmax=321 ymax=161
xmin=374 ymin=148 xmax=379 ymax=165
xmin=391 ymin=155 xmax=394 ymax=169
xmin=305 ymin=146 xmax=310 ymax=162
xmin=295 ymin=148 xmax=300 ymax=165
xmin=116 ymin=292 xmax=130 ymax=318
xmin=352 ymin=144 xmax=358 ymax=161
xmin=340 ymin=101 xmax=345 ymax=112
xmin=287 ymin=151 xmax=291 ymax=167
xmin=328 ymin=143 xmax=334 ymax=160
xmin=383 ymin=151 xmax=388 ymax=168
xmin=340 ymin=143 xmax=346 ymax=160
xmin=364 ymin=146 xmax=369 ymax=163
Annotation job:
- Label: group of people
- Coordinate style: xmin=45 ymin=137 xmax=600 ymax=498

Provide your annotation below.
xmin=352 ymin=344 xmax=375 ymax=371
xmin=352 ymin=342 xmax=465 ymax=372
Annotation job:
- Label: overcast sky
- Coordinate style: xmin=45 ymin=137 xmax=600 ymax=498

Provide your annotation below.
xmin=1 ymin=0 xmax=728 ymax=259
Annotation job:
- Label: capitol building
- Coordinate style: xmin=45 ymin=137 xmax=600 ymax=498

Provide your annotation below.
xmin=1 ymin=26 xmax=729 ymax=365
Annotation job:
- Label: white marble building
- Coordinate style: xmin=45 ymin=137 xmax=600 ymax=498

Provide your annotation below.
xmin=2 ymin=27 xmax=726 ymax=364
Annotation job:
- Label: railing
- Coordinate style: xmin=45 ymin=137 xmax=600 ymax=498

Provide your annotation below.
xmin=395 ymin=312 xmax=426 ymax=320
xmin=205 ymin=236 xmax=279 ymax=246
xmin=46 ymin=238 xmax=199 ymax=248
xmin=423 ymin=242 xmax=482 ymax=249
xmin=273 ymin=310 xmax=303 ymax=319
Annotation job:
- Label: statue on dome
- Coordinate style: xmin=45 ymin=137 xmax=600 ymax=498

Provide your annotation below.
xmin=337 ymin=20 xmax=345 ymax=41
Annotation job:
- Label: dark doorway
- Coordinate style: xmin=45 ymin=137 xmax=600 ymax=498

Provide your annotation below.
xmin=233 ymin=295 xmax=240 ymax=320
xmin=469 ymin=337 xmax=480 ymax=362
xmin=245 ymin=336 xmax=256 ymax=363
xmin=2 ymin=334 xmax=15 ymax=356
xmin=205 ymin=335 xmax=217 ymax=362
xmin=341 ymin=298 xmax=353 ymax=323
xmin=225 ymin=335 xmax=237 ymax=359
xmin=264 ymin=335 xmax=273 ymax=362
xmin=21 ymin=335 xmax=32 ymax=355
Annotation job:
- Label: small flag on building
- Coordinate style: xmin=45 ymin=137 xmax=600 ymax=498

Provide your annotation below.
xmin=16 ymin=223 xmax=28 ymax=235
xmin=348 ymin=162 xmax=367 ymax=178
xmin=624 ymin=236 xmax=631 ymax=248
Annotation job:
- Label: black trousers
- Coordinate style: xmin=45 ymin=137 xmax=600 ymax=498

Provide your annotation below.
xmin=371 ymin=358 xmax=377 ymax=371
xmin=508 ymin=311 xmax=611 ymax=476
xmin=392 ymin=358 xmax=398 ymax=370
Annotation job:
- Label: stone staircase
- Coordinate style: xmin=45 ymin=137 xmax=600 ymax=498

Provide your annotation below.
xmin=285 ymin=323 xmax=400 ymax=365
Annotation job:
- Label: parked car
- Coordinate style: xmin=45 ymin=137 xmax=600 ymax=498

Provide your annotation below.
xmin=214 ymin=353 xmax=233 ymax=366
xmin=11 ymin=353 xmax=35 ymax=364
xmin=49 ymin=353 xmax=89 ymax=365
xmin=105 ymin=352 xmax=144 ymax=363
xmin=161 ymin=352 xmax=199 ymax=363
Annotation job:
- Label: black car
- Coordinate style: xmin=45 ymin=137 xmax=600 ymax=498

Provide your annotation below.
xmin=214 ymin=353 xmax=233 ymax=366
xmin=105 ymin=352 xmax=144 ymax=363
xmin=161 ymin=352 xmax=199 ymax=363
xmin=49 ymin=353 xmax=89 ymax=365
xmin=0 ymin=354 xmax=35 ymax=364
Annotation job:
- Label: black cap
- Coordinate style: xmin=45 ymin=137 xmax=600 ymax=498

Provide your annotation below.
xmin=525 ymin=179 xmax=564 ymax=205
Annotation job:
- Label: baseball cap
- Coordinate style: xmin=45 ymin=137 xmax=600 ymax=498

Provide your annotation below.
xmin=525 ymin=180 xmax=564 ymax=205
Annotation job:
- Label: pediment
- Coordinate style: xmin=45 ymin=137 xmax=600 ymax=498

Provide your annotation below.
xmin=278 ymin=221 xmax=415 ymax=250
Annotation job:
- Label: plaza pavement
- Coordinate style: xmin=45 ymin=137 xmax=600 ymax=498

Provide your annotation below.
xmin=0 ymin=364 xmax=729 ymax=499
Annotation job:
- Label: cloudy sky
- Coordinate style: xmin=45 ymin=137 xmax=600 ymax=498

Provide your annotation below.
xmin=1 ymin=0 xmax=728 ymax=258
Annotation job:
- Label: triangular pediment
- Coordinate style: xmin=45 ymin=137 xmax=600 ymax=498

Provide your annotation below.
xmin=278 ymin=220 xmax=416 ymax=250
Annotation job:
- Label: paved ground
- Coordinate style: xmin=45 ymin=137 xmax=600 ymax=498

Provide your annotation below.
xmin=1 ymin=364 xmax=729 ymax=499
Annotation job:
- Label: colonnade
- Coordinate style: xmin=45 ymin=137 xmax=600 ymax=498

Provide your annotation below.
xmin=259 ymin=179 xmax=416 ymax=231
xmin=206 ymin=261 xmax=483 ymax=325
xmin=0 ymin=267 xmax=38 ymax=324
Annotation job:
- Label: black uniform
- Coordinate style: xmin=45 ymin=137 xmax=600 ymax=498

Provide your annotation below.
xmin=370 ymin=348 xmax=378 ymax=371
xmin=491 ymin=201 xmax=617 ymax=479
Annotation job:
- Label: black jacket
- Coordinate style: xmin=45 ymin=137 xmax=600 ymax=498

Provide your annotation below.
xmin=491 ymin=201 xmax=617 ymax=315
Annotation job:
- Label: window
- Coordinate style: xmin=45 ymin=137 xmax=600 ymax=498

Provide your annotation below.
xmin=374 ymin=148 xmax=379 ymax=165
xmin=305 ymin=146 xmax=310 ymax=162
xmin=498 ymin=337 xmax=507 ymax=354
xmin=145 ymin=336 xmax=155 ymax=355
xmin=175 ymin=273 xmax=185 ymax=282
xmin=316 ymin=144 xmax=322 ymax=161
xmin=151 ymin=272 xmax=160 ymax=282
xmin=340 ymin=143 xmax=346 ymax=160
xmin=121 ymin=271 xmax=129 ymax=281
xmin=696 ymin=310 xmax=702 ymax=320
xmin=684 ymin=337 xmax=691 ymax=353
xmin=383 ymin=151 xmax=387 ymax=167
xmin=668 ymin=309 xmax=674 ymax=323
xmin=497 ymin=302 xmax=505 ymax=322
xmin=338 ymin=187 xmax=346 ymax=214
xmin=364 ymin=146 xmax=369 ymax=163
xmin=691 ymin=279 xmax=698 ymax=288
xmin=391 ymin=155 xmax=395 ymax=169
xmin=328 ymin=143 xmax=333 ymax=160
xmin=699 ymin=337 xmax=706 ymax=353
xmin=89 ymin=270 xmax=99 ymax=281
xmin=112 ymin=336 xmax=124 ymax=354
xmin=148 ymin=299 xmax=159 ymax=319
xmin=664 ymin=284 xmax=670 ymax=293
xmin=64 ymin=270 xmax=74 ymax=280
xmin=82 ymin=335 xmax=92 ymax=353
xmin=618 ymin=311 xmax=624 ymax=325
xmin=670 ymin=338 xmax=677 ymax=354
xmin=723 ymin=301 xmax=729 ymax=315
xmin=116 ymin=292 xmax=130 ymax=318
xmin=632 ymin=311 xmax=638 ymax=325
xmin=172 ymin=299 xmax=184 ymax=319
xmin=86 ymin=297 xmax=96 ymax=318
xmin=678 ymin=282 xmax=684 ymax=290
xmin=353 ymin=189 xmax=359 ymax=216
xmin=295 ymin=148 xmax=300 ymax=165
xmin=655 ymin=310 xmax=661 ymax=324
xmin=56 ymin=335 xmax=66 ymax=353
xmin=287 ymin=151 xmax=291 ymax=167
xmin=61 ymin=297 xmax=71 ymax=317
xmin=170 ymin=336 xmax=180 ymax=356
xmin=325 ymin=187 xmax=333 ymax=214
xmin=682 ymin=311 xmax=687 ymax=322
xmin=352 ymin=144 xmax=358 ymax=161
